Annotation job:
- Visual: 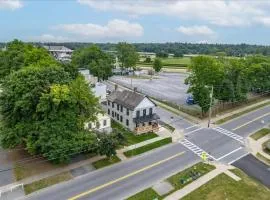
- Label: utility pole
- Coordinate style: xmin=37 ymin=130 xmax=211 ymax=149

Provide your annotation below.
xmin=208 ymin=85 xmax=214 ymax=128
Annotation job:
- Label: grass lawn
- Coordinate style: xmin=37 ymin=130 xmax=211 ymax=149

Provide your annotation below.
xmin=250 ymin=128 xmax=270 ymax=140
xmin=127 ymin=188 xmax=161 ymax=200
xmin=124 ymin=137 xmax=172 ymax=157
xmin=166 ymin=162 xmax=215 ymax=194
xmin=24 ymin=172 xmax=73 ymax=195
xmin=161 ymin=57 xmax=191 ymax=66
xmin=162 ymin=122 xmax=175 ymax=132
xmin=262 ymin=140 xmax=270 ymax=155
xmin=215 ymin=101 xmax=270 ymax=125
xmin=111 ymin=121 xmax=158 ymax=146
xmin=182 ymin=169 xmax=270 ymax=200
xmin=92 ymin=155 xmax=121 ymax=169
xmin=256 ymin=152 xmax=270 ymax=165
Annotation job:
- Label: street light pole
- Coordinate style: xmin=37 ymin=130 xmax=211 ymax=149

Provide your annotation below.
xmin=208 ymin=85 xmax=214 ymax=128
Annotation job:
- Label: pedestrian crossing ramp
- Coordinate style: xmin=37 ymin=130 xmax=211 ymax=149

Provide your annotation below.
xmin=213 ymin=127 xmax=244 ymax=144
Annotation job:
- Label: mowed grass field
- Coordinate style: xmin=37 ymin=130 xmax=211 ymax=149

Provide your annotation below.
xmin=138 ymin=57 xmax=191 ymax=68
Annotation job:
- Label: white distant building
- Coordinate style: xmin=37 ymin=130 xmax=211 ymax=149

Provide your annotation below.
xmin=43 ymin=45 xmax=73 ymax=62
xmin=84 ymin=113 xmax=112 ymax=134
xmin=79 ymin=68 xmax=112 ymax=133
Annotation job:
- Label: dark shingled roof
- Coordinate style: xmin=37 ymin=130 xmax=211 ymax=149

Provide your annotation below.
xmin=108 ymin=90 xmax=150 ymax=110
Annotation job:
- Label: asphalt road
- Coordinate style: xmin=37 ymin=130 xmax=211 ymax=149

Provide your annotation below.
xmin=23 ymin=144 xmax=199 ymax=200
xmin=221 ymin=105 xmax=270 ymax=137
xmin=233 ymin=154 xmax=270 ymax=188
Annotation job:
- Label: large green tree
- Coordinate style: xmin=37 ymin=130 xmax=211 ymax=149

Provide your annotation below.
xmin=116 ymin=42 xmax=139 ymax=71
xmin=72 ymin=45 xmax=113 ymax=81
xmin=0 ymin=39 xmax=57 ymax=80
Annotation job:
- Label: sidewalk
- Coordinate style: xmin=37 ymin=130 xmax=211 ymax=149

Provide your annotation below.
xmin=248 ymin=135 xmax=270 ymax=160
xmin=164 ymin=163 xmax=237 ymax=200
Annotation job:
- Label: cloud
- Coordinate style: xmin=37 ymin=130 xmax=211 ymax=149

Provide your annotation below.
xmin=0 ymin=0 xmax=23 ymax=10
xmin=177 ymin=25 xmax=215 ymax=36
xmin=254 ymin=17 xmax=270 ymax=27
xmin=30 ymin=34 xmax=70 ymax=42
xmin=77 ymin=0 xmax=270 ymax=27
xmin=53 ymin=19 xmax=143 ymax=39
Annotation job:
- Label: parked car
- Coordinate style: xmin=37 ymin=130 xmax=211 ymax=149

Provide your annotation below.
xmin=186 ymin=95 xmax=195 ymax=105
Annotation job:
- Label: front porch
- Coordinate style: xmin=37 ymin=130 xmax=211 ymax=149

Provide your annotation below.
xmin=134 ymin=122 xmax=159 ymax=134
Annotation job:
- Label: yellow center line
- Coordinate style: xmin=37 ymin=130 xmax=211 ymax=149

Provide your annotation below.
xmin=232 ymin=113 xmax=270 ymax=131
xmin=68 ymin=151 xmax=185 ymax=200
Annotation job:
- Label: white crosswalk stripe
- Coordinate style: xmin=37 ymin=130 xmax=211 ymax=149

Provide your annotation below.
xmin=179 ymin=139 xmax=216 ymax=160
xmin=213 ymin=127 xmax=244 ymax=144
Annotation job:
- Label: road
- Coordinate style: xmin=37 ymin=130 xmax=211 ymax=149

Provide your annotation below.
xmin=23 ymin=144 xmax=199 ymax=200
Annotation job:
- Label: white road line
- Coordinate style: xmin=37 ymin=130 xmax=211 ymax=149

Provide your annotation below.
xmin=184 ymin=127 xmax=203 ymax=136
xmin=179 ymin=139 xmax=217 ymax=161
xmin=213 ymin=127 xmax=244 ymax=144
xmin=185 ymin=125 xmax=198 ymax=130
xmin=228 ymin=152 xmax=249 ymax=165
xmin=232 ymin=113 xmax=270 ymax=131
xmin=216 ymin=147 xmax=242 ymax=161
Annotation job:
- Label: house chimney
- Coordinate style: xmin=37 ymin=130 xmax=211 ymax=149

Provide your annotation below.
xmin=114 ymin=84 xmax=118 ymax=91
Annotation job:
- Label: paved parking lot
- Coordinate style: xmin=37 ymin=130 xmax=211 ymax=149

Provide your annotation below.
xmin=109 ymin=73 xmax=189 ymax=105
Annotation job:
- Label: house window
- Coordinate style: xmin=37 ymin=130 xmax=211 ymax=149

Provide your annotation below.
xmin=117 ymin=114 xmax=119 ymax=120
xmin=143 ymin=109 xmax=146 ymax=117
xmin=142 ymin=123 xmax=145 ymax=126
xmin=112 ymin=111 xmax=114 ymax=117
xmin=136 ymin=110 xmax=140 ymax=118
xmin=108 ymin=101 xmax=111 ymax=106
xmin=117 ymin=104 xmax=119 ymax=111
xmin=103 ymin=120 xmax=107 ymax=126
xmin=112 ymin=103 xmax=114 ymax=108
xmin=136 ymin=123 xmax=139 ymax=127
xmin=120 ymin=116 xmax=123 ymax=122
xmin=126 ymin=119 xmax=129 ymax=126
xmin=149 ymin=108 xmax=153 ymax=116
xmin=126 ymin=108 xmax=129 ymax=116
xmin=120 ymin=105 xmax=123 ymax=112
xmin=108 ymin=109 xmax=110 ymax=115
xmin=149 ymin=122 xmax=152 ymax=125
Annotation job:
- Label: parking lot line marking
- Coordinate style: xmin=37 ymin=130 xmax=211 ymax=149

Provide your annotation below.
xmin=68 ymin=151 xmax=185 ymax=200
xmin=185 ymin=127 xmax=203 ymax=136
xmin=216 ymin=147 xmax=242 ymax=161
xmin=228 ymin=152 xmax=249 ymax=165
xmin=232 ymin=113 xmax=270 ymax=131
xmin=185 ymin=125 xmax=198 ymax=130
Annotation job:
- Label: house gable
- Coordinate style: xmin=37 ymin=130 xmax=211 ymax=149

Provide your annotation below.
xmin=134 ymin=97 xmax=155 ymax=110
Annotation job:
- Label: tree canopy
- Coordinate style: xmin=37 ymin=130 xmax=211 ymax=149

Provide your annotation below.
xmin=186 ymin=55 xmax=270 ymax=115
xmin=116 ymin=42 xmax=139 ymax=70
xmin=153 ymin=58 xmax=163 ymax=72
xmin=72 ymin=45 xmax=113 ymax=81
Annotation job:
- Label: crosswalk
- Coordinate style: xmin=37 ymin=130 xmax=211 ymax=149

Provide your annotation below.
xmin=180 ymin=139 xmax=216 ymax=161
xmin=213 ymin=127 xmax=244 ymax=144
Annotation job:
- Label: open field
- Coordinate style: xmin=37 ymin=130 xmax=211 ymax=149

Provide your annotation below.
xmin=139 ymin=57 xmax=191 ymax=68
xmin=182 ymin=169 xmax=270 ymax=200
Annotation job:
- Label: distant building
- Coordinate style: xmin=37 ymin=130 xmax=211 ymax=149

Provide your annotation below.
xmin=78 ymin=69 xmax=98 ymax=85
xmin=84 ymin=113 xmax=112 ymax=134
xmin=105 ymin=89 xmax=160 ymax=134
xmin=43 ymin=45 xmax=73 ymax=62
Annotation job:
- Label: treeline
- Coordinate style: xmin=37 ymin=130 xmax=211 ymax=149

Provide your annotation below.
xmin=34 ymin=42 xmax=270 ymax=57
xmin=186 ymin=55 xmax=270 ymax=114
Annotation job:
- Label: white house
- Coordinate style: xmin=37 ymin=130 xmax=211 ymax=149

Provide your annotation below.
xmin=43 ymin=45 xmax=73 ymax=62
xmin=105 ymin=89 xmax=160 ymax=134
xmin=84 ymin=113 xmax=112 ymax=133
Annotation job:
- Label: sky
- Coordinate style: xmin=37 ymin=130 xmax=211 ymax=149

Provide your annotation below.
xmin=1 ymin=0 xmax=270 ymax=44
